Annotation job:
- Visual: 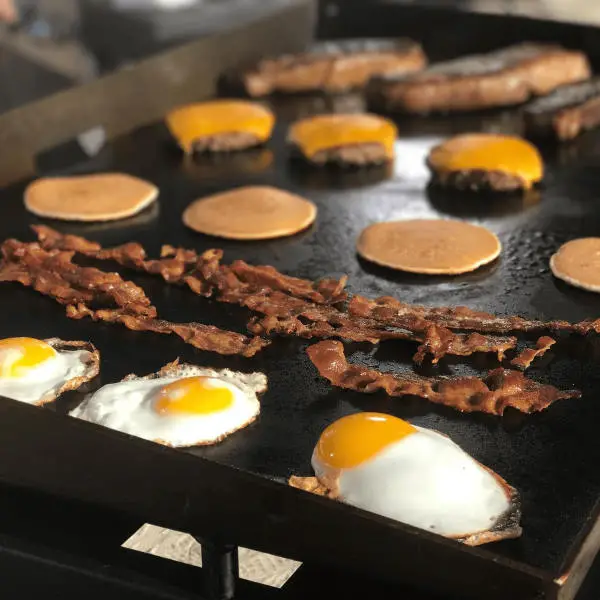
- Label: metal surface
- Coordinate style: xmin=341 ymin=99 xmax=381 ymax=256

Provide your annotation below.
xmin=0 ymin=45 xmax=72 ymax=114
xmin=199 ymin=539 xmax=239 ymax=600
xmin=0 ymin=5 xmax=599 ymax=600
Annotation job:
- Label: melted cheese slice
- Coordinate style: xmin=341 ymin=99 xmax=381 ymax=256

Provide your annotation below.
xmin=428 ymin=133 xmax=543 ymax=189
xmin=166 ymin=100 xmax=275 ymax=154
xmin=288 ymin=113 xmax=397 ymax=159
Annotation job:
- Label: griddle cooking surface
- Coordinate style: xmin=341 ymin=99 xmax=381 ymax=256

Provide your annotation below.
xmin=1 ymin=97 xmax=600 ymax=576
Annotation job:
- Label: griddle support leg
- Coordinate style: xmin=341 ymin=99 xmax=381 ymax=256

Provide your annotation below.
xmin=198 ymin=538 xmax=239 ymax=600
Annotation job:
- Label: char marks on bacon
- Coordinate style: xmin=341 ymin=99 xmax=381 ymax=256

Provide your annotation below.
xmin=247 ymin=297 xmax=516 ymax=363
xmin=33 ymin=225 xmax=347 ymax=305
xmin=0 ymin=239 xmax=267 ymax=357
xmin=307 ymin=340 xmax=579 ymax=415
xmin=510 ymin=336 xmax=556 ymax=370
xmin=349 ymin=295 xmax=600 ymax=335
xmin=31 ymin=226 xmax=518 ymax=364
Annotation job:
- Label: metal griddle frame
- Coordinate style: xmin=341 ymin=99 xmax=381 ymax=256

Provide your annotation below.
xmin=0 ymin=2 xmax=599 ymax=599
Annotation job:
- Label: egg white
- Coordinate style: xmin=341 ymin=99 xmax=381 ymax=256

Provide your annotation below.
xmin=312 ymin=427 xmax=510 ymax=538
xmin=70 ymin=363 xmax=266 ymax=447
xmin=0 ymin=339 xmax=99 ymax=405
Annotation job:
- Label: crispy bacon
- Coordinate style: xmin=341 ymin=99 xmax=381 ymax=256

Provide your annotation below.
xmin=349 ymin=295 xmax=600 ymax=335
xmin=0 ymin=240 xmax=267 ymax=357
xmin=33 ymin=225 xmax=346 ymax=304
xmin=67 ymin=304 xmax=266 ymax=356
xmin=510 ymin=336 xmax=556 ymax=370
xmin=32 ymin=226 xmax=516 ymax=363
xmin=248 ymin=305 xmax=516 ymax=363
xmin=307 ymin=340 xmax=579 ymax=415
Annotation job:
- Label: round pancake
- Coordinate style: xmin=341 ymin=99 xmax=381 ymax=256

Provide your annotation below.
xmin=357 ymin=219 xmax=501 ymax=274
xmin=550 ymin=238 xmax=600 ymax=292
xmin=182 ymin=185 xmax=317 ymax=240
xmin=427 ymin=133 xmax=543 ymax=191
xmin=24 ymin=173 xmax=158 ymax=222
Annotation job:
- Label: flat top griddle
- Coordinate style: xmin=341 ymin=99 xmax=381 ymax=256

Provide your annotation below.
xmin=1 ymin=4 xmax=600 ymax=599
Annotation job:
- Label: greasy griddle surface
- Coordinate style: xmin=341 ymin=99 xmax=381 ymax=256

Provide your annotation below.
xmin=2 ymin=97 xmax=600 ymax=576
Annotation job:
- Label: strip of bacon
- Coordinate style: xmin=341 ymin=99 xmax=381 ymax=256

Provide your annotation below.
xmin=510 ymin=336 xmax=556 ymax=370
xmin=248 ymin=305 xmax=515 ymax=363
xmin=67 ymin=305 xmax=266 ymax=357
xmin=33 ymin=225 xmax=347 ymax=304
xmin=0 ymin=240 xmax=267 ymax=358
xmin=349 ymin=295 xmax=600 ymax=335
xmin=306 ymin=340 xmax=579 ymax=415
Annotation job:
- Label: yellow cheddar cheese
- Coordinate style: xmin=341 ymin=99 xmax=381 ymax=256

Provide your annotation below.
xmin=288 ymin=113 xmax=397 ymax=160
xmin=428 ymin=134 xmax=543 ymax=189
xmin=165 ymin=100 xmax=275 ymax=154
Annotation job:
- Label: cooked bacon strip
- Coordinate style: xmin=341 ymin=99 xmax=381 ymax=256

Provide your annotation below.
xmin=248 ymin=305 xmax=516 ymax=363
xmin=33 ymin=225 xmax=346 ymax=304
xmin=1 ymin=239 xmax=155 ymax=317
xmin=349 ymin=295 xmax=600 ymax=335
xmin=307 ymin=340 xmax=579 ymax=415
xmin=67 ymin=305 xmax=266 ymax=356
xmin=510 ymin=336 xmax=556 ymax=370
xmin=237 ymin=288 xmax=515 ymax=362
xmin=0 ymin=240 xmax=267 ymax=357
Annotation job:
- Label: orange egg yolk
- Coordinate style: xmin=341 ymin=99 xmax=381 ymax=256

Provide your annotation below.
xmin=314 ymin=412 xmax=417 ymax=469
xmin=165 ymin=100 xmax=275 ymax=154
xmin=0 ymin=337 xmax=56 ymax=378
xmin=434 ymin=134 xmax=543 ymax=189
xmin=154 ymin=377 xmax=234 ymax=416
xmin=290 ymin=114 xmax=397 ymax=159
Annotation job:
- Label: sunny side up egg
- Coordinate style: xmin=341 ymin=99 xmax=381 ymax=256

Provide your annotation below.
xmin=309 ymin=413 xmax=521 ymax=545
xmin=0 ymin=337 xmax=99 ymax=405
xmin=70 ymin=362 xmax=267 ymax=447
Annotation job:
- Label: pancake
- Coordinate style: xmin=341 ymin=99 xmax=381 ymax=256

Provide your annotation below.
xmin=357 ymin=219 xmax=501 ymax=274
xmin=165 ymin=100 xmax=274 ymax=154
xmin=182 ymin=185 xmax=317 ymax=240
xmin=24 ymin=173 xmax=158 ymax=222
xmin=427 ymin=134 xmax=543 ymax=191
xmin=550 ymin=238 xmax=600 ymax=292
xmin=288 ymin=113 xmax=398 ymax=166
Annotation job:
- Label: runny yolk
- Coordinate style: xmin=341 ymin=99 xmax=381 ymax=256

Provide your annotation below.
xmin=154 ymin=376 xmax=234 ymax=416
xmin=433 ymin=133 xmax=543 ymax=189
xmin=165 ymin=100 xmax=275 ymax=154
xmin=289 ymin=114 xmax=397 ymax=159
xmin=314 ymin=412 xmax=417 ymax=469
xmin=0 ymin=337 xmax=56 ymax=378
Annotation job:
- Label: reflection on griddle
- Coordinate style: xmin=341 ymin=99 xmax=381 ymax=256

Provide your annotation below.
xmin=31 ymin=200 xmax=160 ymax=235
xmin=356 ymin=252 xmax=501 ymax=286
xmin=555 ymin=128 xmax=600 ymax=166
xmin=288 ymin=159 xmax=393 ymax=190
xmin=271 ymin=92 xmax=366 ymax=122
xmin=389 ymin=108 xmax=525 ymax=138
xmin=180 ymin=148 xmax=274 ymax=180
xmin=427 ymin=185 xmax=541 ymax=219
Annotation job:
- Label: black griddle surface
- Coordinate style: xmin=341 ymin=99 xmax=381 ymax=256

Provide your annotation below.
xmin=1 ymin=96 xmax=600 ymax=578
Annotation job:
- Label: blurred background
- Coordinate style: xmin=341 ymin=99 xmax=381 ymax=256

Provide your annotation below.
xmin=0 ymin=0 xmax=599 ymax=98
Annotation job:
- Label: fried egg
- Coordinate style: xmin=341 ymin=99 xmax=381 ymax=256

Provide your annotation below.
xmin=70 ymin=361 xmax=266 ymax=447
xmin=0 ymin=337 xmax=100 ymax=405
xmin=308 ymin=412 xmax=521 ymax=545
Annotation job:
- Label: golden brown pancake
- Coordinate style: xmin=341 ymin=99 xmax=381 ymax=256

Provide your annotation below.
xmin=182 ymin=185 xmax=317 ymax=240
xmin=550 ymin=238 xmax=600 ymax=292
xmin=427 ymin=134 xmax=543 ymax=191
xmin=24 ymin=173 xmax=158 ymax=222
xmin=357 ymin=219 xmax=501 ymax=274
